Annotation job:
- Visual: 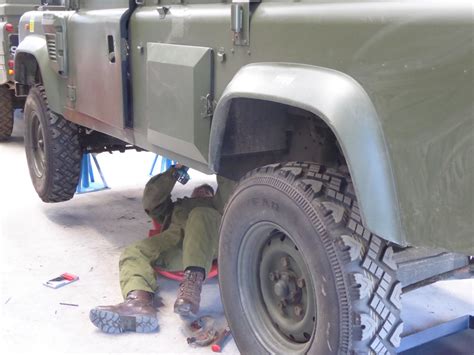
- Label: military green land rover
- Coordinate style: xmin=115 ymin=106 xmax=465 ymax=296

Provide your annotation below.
xmin=0 ymin=0 xmax=36 ymax=140
xmin=14 ymin=0 xmax=473 ymax=353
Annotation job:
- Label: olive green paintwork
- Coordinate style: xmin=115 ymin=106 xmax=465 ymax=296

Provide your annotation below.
xmin=15 ymin=1 xmax=474 ymax=254
xmin=147 ymin=42 xmax=213 ymax=164
xmin=0 ymin=22 xmax=11 ymax=84
xmin=0 ymin=0 xmax=35 ymax=16
xmin=15 ymin=34 xmax=67 ymax=112
xmin=210 ymin=63 xmax=404 ymax=246
xmin=0 ymin=0 xmax=36 ymax=85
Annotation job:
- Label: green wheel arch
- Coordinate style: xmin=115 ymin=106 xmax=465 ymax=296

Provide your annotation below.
xmin=14 ymin=35 xmax=66 ymax=115
xmin=210 ymin=63 xmax=405 ymax=246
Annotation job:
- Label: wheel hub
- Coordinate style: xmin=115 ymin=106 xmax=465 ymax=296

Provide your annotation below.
xmin=274 ymin=279 xmax=290 ymax=298
xmin=258 ymin=231 xmax=316 ymax=343
xmin=271 ymin=270 xmax=302 ymax=306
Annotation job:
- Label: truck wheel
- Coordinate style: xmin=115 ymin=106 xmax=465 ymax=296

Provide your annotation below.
xmin=0 ymin=85 xmax=14 ymax=141
xmin=24 ymin=85 xmax=82 ymax=202
xmin=218 ymin=162 xmax=403 ymax=354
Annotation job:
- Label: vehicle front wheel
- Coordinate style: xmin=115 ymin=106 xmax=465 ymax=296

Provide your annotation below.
xmin=0 ymin=85 xmax=14 ymax=141
xmin=218 ymin=162 xmax=403 ymax=354
xmin=24 ymin=85 xmax=82 ymax=202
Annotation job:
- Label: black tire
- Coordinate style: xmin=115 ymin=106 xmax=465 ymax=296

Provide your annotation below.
xmin=219 ymin=162 xmax=403 ymax=354
xmin=0 ymin=85 xmax=14 ymax=141
xmin=24 ymin=85 xmax=82 ymax=202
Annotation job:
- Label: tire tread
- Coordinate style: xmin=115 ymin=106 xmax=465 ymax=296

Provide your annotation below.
xmin=233 ymin=161 xmax=402 ymax=354
xmin=26 ymin=85 xmax=82 ymax=202
xmin=0 ymin=85 xmax=14 ymax=141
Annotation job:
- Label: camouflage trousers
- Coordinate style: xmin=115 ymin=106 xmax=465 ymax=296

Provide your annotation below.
xmin=119 ymin=207 xmax=221 ymax=298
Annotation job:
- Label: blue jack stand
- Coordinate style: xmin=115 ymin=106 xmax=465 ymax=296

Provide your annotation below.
xmin=398 ymin=314 xmax=473 ymax=354
xmin=76 ymin=153 xmax=109 ymax=194
xmin=149 ymin=155 xmax=175 ymax=176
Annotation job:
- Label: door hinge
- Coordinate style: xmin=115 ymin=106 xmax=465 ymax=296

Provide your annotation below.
xmin=67 ymin=85 xmax=76 ymax=103
xmin=201 ymin=94 xmax=215 ymax=118
xmin=231 ymin=0 xmax=261 ymax=47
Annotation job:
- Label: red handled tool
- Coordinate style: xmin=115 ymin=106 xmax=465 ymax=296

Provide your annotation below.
xmin=211 ymin=326 xmax=231 ymax=353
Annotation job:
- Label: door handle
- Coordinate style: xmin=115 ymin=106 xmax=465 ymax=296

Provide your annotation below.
xmin=107 ymin=35 xmax=116 ymax=63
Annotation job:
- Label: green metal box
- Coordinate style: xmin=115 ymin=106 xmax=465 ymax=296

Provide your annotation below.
xmin=146 ymin=42 xmax=212 ymax=164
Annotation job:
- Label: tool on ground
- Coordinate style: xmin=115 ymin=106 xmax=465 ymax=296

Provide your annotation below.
xmin=59 ymin=302 xmax=79 ymax=307
xmin=43 ymin=273 xmax=79 ymax=289
xmin=211 ymin=325 xmax=231 ymax=352
xmin=185 ymin=315 xmax=219 ymax=347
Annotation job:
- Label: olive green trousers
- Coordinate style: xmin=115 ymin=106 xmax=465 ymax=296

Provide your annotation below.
xmin=119 ymin=207 xmax=221 ymax=298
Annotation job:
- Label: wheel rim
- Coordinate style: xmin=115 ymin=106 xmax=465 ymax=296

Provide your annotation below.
xmin=31 ymin=111 xmax=46 ymax=178
xmin=237 ymin=222 xmax=316 ymax=353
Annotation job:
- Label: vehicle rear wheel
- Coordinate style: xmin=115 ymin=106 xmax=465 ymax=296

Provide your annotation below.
xmin=24 ymin=85 xmax=82 ymax=202
xmin=218 ymin=162 xmax=403 ymax=354
xmin=0 ymin=85 xmax=14 ymax=141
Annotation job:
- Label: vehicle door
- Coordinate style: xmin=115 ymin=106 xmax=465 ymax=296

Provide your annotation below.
xmin=66 ymin=0 xmax=129 ymax=130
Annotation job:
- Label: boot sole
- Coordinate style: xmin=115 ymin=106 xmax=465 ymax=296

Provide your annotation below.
xmin=89 ymin=309 xmax=159 ymax=334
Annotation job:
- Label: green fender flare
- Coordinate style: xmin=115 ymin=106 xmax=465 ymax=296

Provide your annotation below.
xmin=210 ymin=63 xmax=405 ymax=245
xmin=14 ymin=34 xmax=65 ymax=114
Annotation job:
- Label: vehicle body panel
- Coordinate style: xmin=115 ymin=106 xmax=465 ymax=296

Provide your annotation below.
xmin=67 ymin=8 xmax=127 ymax=129
xmin=15 ymin=0 xmax=474 ymax=253
xmin=0 ymin=0 xmax=36 ymax=86
xmin=0 ymin=22 xmax=10 ymax=84
xmin=146 ymin=42 xmax=213 ymax=165
xmin=15 ymin=33 xmax=67 ymax=112
xmin=0 ymin=0 xmax=36 ymax=16
xmin=210 ymin=63 xmax=405 ymax=245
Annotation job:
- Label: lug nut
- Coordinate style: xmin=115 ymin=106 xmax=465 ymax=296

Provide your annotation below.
xmin=278 ymin=301 xmax=287 ymax=313
xmin=294 ymin=305 xmax=304 ymax=317
xmin=269 ymin=272 xmax=280 ymax=281
xmin=296 ymin=278 xmax=306 ymax=288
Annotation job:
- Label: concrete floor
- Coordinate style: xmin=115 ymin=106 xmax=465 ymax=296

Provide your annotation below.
xmin=0 ymin=113 xmax=473 ymax=354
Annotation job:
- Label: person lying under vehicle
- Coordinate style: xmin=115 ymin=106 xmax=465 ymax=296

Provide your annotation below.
xmin=89 ymin=164 xmax=236 ymax=333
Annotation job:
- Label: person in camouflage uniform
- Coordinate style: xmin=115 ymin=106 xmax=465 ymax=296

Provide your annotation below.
xmin=89 ymin=165 xmax=236 ymax=334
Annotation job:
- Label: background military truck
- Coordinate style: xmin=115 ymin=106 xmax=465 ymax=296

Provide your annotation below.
xmin=14 ymin=0 xmax=473 ymax=354
xmin=0 ymin=0 xmax=36 ymax=140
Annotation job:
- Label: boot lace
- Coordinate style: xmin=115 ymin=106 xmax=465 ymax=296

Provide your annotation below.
xmin=178 ymin=271 xmax=203 ymax=301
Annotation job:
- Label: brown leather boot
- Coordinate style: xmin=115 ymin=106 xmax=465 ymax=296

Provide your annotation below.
xmin=174 ymin=269 xmax=205 ymax=316
xmin=89 ymin=290 xmax=158 ymax=334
